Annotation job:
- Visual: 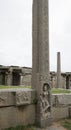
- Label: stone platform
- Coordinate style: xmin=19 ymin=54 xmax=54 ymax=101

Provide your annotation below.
xmin=0 ymin=88 xmax=35 ymax=129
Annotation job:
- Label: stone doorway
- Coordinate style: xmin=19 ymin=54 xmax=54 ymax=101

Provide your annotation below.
xmin=66 ymin=76 xmax=69 ymax=89
xmin=1 ymin=72 xmax=6 ymax=85
xmin=12 ymin=72 xmax=20 ymax=86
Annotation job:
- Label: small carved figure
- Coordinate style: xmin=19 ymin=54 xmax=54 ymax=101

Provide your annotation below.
xmin=40 ymin=83 xmax=50 ymax=119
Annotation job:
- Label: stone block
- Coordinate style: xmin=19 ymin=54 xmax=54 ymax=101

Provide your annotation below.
xmin=0 ymin=105 xmax=35 ymax=129
xmin=16 ymin=105 xmax=35 ymax=126
xmin=16 ymin=89 xmax=35 ymax=106
xmin=52 ymin=94 xmax=71 ymax=107
xmin=51 ymin=107 xmax=69 ymax=121
xmin=0 ymin=107 xmax=16 ymax=129
xmin=0 ymin=92 xmax=15 ymax=107
xmin=69 ymin=107 xmax=71 ymax=118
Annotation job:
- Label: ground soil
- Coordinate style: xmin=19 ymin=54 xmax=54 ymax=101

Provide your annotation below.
xmin=34 ymin=122 xmax=67 ymax=130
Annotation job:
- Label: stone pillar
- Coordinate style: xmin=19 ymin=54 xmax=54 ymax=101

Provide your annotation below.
xmin=7 ymin=67 xmax=13 ymax=86
xmin=20 ymin=73 xmax=23 ymax=86
xmin=66 ymin=75 xmax=70 ymax=89
xmin=32 ymin=0 xmax=51 ymax=127
xmin=51 ymin=75 xmax=53 ymax=88
xmin=57 ymin=52 xmax=61 ymax=88
xmin=5 ymin=72 xmax=8 ymax=85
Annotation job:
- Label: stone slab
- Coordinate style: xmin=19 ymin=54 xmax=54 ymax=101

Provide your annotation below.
xmin=0 ymin=92 xmax=15 ymax=107
xmin=0 ymin=88 xmax=35 ymax=107
xmin=0 ymin=107 xmax=16 ymax=129
xmin=51 ymin=107 xmax=69 ymax=121
xmin=16 ymin=90 xmax=35 ymax=106
xmin=52 ymin=94 xmax=71 ymax=107
xmin=0 ymin=105 xmax=35 ymax=129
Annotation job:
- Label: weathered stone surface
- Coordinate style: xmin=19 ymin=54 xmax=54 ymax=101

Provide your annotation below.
xmin=22 ymin=74 xmax=31 ymax=86
xmin=52 ymin=94 xmax=71 ymax=107
xmin=0 ymin=105 xmax=35 ymax=129
xmin=0 ymin=92 xmax=15 ymax=107
xmin=16 ymin=105 xmax=35 ymax=126
xmin=0 ymin=107 xmax=16 ymax=129
xmin=0 ymin=89 xmax=35 ymax=107
xmin=69 ymin=107 xmax=71 ymax=118
xmin=32 ymin=0 xmax=51 ymax=127
xmin=51 ymin=107 xmax=69 ymax=121
xmin=16 ymin=90 xmax=35 ymax=106
xmin=16 ymin=91 xmax=31 ymax=105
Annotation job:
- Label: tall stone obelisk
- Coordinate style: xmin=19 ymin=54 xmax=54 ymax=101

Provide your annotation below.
xmin=32 ymin=0 xmax=51 ymax=127
xmin=57 ymin=52 xmax=61 ymax=88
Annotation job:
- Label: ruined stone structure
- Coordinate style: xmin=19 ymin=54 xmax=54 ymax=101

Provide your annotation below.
xmin=0 ymin=89 xmax=71 ymax=129
xmin=32 ymin=0 xmax=51 ymax=127
xmin=0 ymin=0 xmax=71 ymax=129
xmin=0 ymin=65 xmax=71 ymax=89
xmin=50 ymin=72 xmax=71 ymax=89
xmin=0 ymin=66 xmax=31 ymax=86
xmin=50 ymin=72 xmax=66 ymax=89
xmin=0 ymin=88 xmax=35 ymax=129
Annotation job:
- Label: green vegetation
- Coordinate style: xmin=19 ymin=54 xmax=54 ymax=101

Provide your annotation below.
xmin=0 ymin=86 xmax=71 ymax=94
xmin=4 ymin=125 xmax=34 ymax=130
xmin=0 ymin=86 xmax=31 ymax=89
xmin=51 ymin=88 xmax=71 ymax=94
xmin=60 ymin=119 xmax=71 ymax=130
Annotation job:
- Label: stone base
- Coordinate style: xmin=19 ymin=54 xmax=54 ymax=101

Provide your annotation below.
xmin=40 ymin=117 xmax=52 ymax=128
xmin=36 ymin=117 xmax=52 ymax=128
xmin=0 ymin=105 xmax=35 ymax=129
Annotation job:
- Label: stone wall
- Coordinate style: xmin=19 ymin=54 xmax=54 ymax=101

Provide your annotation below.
xmin=0 ymin=89 xmax=35 ymax=129
xmin=22 ymin=74 xmax=31 ymax=86
xmin=0 ymin=89 xmax=71 ymax=129
xmin=50 ymin=72 xmax=66 ymax=89
xmin=0 ymin=66 xmax=71 ymax=89
xmin=51 ymin=94 xmax=71 ymax=121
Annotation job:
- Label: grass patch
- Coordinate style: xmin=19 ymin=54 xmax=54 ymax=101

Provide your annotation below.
xmin=51 ymin=88 xmax=71 ymax=94
xmin=0 ymin=86 xmax=31 ymax=89
xmin=4 ymin=125 xmax=34 ymax=130
xmin=0 ymin=86 xmax=71 ymax=94
xmin=60 ymin=119 xmax=71 ymax=130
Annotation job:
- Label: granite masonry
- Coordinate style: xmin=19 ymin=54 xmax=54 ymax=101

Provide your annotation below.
xmin=0 ymin=66 xmax=31 ymax=86
xmin=0 ymin=89 xmax=71 ymax=129
xmin=0 ymin=0 xmax=71 ymax=129
xmin=0 ymin=88 xmax=35 ymax=129
xmin=0 ymin=66 xmax=71 ymax=89
xmin=32 ymin=0 xmax=51 ymax=127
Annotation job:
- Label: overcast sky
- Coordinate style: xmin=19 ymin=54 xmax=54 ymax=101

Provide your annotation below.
xmin=0 ymin=0 xmax=71 ymax=72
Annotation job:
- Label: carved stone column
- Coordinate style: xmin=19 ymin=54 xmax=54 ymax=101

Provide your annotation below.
xmin=32 ymin=0 xmax=51 ymax=127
